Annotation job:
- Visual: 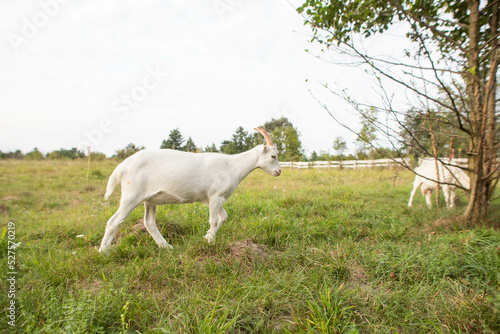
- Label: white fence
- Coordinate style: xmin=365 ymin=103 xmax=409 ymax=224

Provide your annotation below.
xmin=280 ymin=158 xmax=468 ymax=169
xmin=418 ymin=157 xmax=468 ymax=168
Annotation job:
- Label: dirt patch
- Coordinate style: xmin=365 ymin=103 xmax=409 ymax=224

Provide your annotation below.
xmin=70 ymin=198 xmax=83 ymax=207
xmin=229 ymin=239 xmax=268 ymax=261
xmin=345 ymin=264 xmax=369 ymax=292
xmin=423 ymin=214 xmax=498 ymax=233
xmin=271 ymin=315 xmax=295 ymax=332
xmin=83 ymin=185 xmax=96 ymax=192
xmin=80 ymin=279 xmax=103 ymax=293
xmin=428 ymin=217 xmax=456 ymax=231
xmin=1 ymin=196 xmax=18 ymax=214
xmin=114 ymin=219 xmax=148 ymax=241
xmin=192 ymin=239 xmax=269 ymax=271
xmin=422 ymin=215 xmax=474 ymax=233
xmin=131 ymin=219 xmax=148 ymax=233
xmin=114 ymin=219 xmax=184 ymax=243
xmin=350 ymin=265 xmax=368 ymax=284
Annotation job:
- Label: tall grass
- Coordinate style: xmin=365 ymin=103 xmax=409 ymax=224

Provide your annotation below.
xmin=1 ymin=159 xmax=499 ymax=333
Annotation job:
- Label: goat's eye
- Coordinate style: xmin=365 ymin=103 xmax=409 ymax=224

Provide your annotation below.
xmin=271 ymin=155 xmax=276 ymax=159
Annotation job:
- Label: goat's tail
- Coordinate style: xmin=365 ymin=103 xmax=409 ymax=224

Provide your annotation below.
xmin=104 ymin=164 xmax=122 ymax=200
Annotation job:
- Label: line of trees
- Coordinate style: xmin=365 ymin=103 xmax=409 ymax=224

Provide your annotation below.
xmin=0 ymin=117 xmax=305 ymax=161
xmin=0 ymin=147 xmax=106 ymax=161
xmin=158 ymin=117 xmax=305 ymax=161
xmin=158 ymin=116 xmax=403 ymax=162
xmin=1 ymin=116 xmax=405 ymax=162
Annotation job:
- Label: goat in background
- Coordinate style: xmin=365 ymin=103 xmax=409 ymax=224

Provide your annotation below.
xmin=408 ymin=159 xmax=470 ymax=208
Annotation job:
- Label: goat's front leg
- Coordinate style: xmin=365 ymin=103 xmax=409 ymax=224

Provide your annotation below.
xmin=408 ymin=178 xmax=421 ymax=208
xmin=408 ymin=185 xmax=418 ymax=207
xmin=217 ymin=207 xmax=227 ymax=229
xmin=204 ymin=197 xmax=225 ymax=243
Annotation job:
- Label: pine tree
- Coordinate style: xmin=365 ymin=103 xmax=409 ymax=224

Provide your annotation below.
xmin=160 ymin=128 xmax=184 ymax=150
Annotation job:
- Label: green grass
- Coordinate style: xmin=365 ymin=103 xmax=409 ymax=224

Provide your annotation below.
xmin=1 ymin=159 xmax=499 ymax=333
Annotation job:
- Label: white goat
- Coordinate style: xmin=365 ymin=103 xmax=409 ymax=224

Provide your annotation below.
xmin=408 ymin=159 xmax=470 ymax=208
xmin=99 ymin=127 xmax=281 ymax=252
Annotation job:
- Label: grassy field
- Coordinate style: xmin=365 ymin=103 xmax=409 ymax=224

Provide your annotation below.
xmin=0 ymin=159 xmax=499 ymax=333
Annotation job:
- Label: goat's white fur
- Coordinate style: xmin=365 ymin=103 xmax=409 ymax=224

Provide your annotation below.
xmin=99 ymin=128 xmax=281 ymax=252
xmin=408 ymin=159 xmax=470 ymax=208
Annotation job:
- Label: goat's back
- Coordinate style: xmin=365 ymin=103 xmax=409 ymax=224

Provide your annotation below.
xmin=415 ymin=159 xmax=469 ymax=189
xmin=117 ymin=149 xmax=234 ymax=204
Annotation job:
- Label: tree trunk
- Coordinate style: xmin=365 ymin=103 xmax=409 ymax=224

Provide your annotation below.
xmin=464 ymin=0 xmax=486 ymax=221
xmin=463 ymin=0 xmax=498 ymax=222
xmin=485 ymin=0 xmax=499 ymax=199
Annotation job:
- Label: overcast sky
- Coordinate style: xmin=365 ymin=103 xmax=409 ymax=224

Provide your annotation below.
xmin=1 ymin=0 xmax=409 ymax=157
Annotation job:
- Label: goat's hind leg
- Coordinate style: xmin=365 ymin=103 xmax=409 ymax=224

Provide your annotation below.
xmin=99 ymin=197 xmax=141 ymax=252
xmin=423 ymin=186 xmax=433 ymax=208
xmin=443 ymin=185 xmax=456 ymax=208
xmin=144 ymin=202 xmax=173 ymax=249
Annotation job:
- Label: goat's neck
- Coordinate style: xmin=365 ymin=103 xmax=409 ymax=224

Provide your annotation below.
xmin=229 ymin=147 xmax=260 ymax=182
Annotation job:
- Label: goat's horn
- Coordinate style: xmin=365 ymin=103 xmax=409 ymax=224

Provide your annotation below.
xmin=255 ymin=127 xmax=273 ymax=146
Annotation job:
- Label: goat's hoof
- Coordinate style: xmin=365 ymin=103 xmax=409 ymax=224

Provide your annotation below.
xmin=203 ymin=233 xmax=215 ymax=243
xmin=158 ymin=241 xmax=174 ymax=250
